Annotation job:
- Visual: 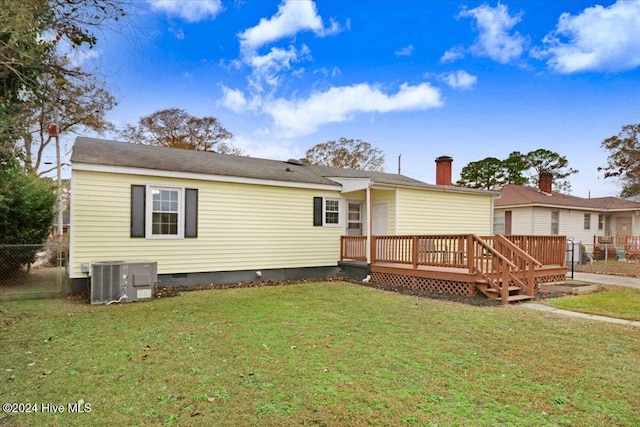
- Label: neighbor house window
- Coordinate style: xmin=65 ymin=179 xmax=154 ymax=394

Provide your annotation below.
xmin=551 ymin=211 xmax=559 ymax=235
xmin=598 ymin=214 xmax=604 ymax=230
xmin=130 ymin=185 xmax=198 ymax=239
xmin=584 ymin=213 xmax=591 ymax=230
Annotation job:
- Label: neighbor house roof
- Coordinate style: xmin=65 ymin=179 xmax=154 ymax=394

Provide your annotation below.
xmin=496 ymin=184 xmax=640 ymax=212
xmin=71 ymin=137 xmax=496 ymax=195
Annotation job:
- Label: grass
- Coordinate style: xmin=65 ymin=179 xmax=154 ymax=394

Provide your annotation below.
xmin=548 ymin=286 xmax=640 ymax=321
xmin=1 ymin=282 xmax=639 ymax=426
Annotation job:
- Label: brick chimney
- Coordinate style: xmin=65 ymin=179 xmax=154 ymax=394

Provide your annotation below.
xmin=435 ymin=156 xmax=453 ymax=186
xmin=539 ymin=172 xmax=553 ymax=193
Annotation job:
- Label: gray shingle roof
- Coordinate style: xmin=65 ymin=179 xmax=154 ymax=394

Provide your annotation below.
xmin=71 ymin=137 xmax=497 ymax=195
xmin=71 ymin=137 xmax=429 ymax=187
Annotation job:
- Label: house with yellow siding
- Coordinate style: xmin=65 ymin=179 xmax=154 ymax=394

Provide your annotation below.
xmin=69 ymin=137 xmax=497 ymax=292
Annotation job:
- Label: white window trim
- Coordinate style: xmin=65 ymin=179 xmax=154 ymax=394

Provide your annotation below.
xmin=551 ymin=210 xmax=559 ymax=235
xmin=146 ymin=185 xmax=185 ymax=239
xmin=323 ymin=197 xmax=343 ymax=227
xmin=584 ymin=213 xmax=591 ymax=230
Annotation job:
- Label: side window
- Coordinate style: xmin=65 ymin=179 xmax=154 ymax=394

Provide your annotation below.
xmin=324 ymin=199 xmax=340 ymax=225
xmin=313 ymin=197 xmax=342 ymax=227
xmin=584 ymin=213 xmax=591 ymax=230
xmin=131 ymin=185 xmax=198 ymax=239
xmin=551 ymin=210 xmax=559 ymax=235
xmin=150 ymin=187 xmax=181 ymax=237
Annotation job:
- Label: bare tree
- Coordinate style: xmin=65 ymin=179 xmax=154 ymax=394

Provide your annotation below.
xmin=119 ymin=108 xmax=241 ymax=154
xmin=16 ymin=58 xmax=116 ymax=175
xmin=302 ymin=138 xmax=385 ymax=171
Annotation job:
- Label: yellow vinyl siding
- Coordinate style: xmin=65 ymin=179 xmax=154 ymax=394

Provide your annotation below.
xmin=71 ymin=170 xmax=343 ymax=278
xmin=396 ymin=188 xmax=492 ymax=235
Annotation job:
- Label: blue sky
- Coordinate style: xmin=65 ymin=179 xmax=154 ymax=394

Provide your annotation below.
xmin=73 ymin=0 xmax=640 ymax=197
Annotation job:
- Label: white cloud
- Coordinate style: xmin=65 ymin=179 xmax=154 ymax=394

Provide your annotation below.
xmin=220 ymin=86 xmax=248 ymax=113
xmin=440 ymin=46 xmax=466 ymax=64
xmin=239 ymin=0 xmax=341 ymax=54
xmin=169 ymin=27 xmax=185 ymax=40
xmin=52 ymin=36 xmax=102 ymax=68
xmin=537 ymin=0 xmax=640 ymax=73
xmin=456 ymin=3 xmax=526 ymax=64
xmin=395 ymin=44 xmax=415 ymax=57
xmin=147 ymin=0 xmax=224 ymax=22
xmin=248 ymin=45 xmax=312 ymax=87
xmin=64 ymin=47 xmax=102 ymax=68
xmin=439 ymin=70 xmax=477 ymax=90
xmin=313 ymin=66 xmax=341 ymax=77
xmin=236 ymin=0 xmax=343 ymax=92
xmin=263 ymin=83 xmax=443 ymax=137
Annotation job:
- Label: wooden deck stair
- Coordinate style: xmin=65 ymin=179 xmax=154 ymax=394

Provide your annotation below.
xmin=474 ymin=279 xmax=534 ymax=303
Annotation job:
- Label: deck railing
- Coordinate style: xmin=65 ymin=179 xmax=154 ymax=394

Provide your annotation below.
xmin=371 ymin=234 xmax=469 ymax=268
xmin=340 ymin=236 xmax=367 ymax=261
xmin=593 ymin=235 xmax=640 ymax=258
xmin=593 ymin=235 xmax=640 ymax=247
xmin=483 ymin=235 xmax=566 ymax=266
xmin=341 ymin=234 xmax=566 ymax=267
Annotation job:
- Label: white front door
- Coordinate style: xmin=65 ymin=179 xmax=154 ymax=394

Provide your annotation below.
xmin=373 ymin=203 xmax=388 ymax=235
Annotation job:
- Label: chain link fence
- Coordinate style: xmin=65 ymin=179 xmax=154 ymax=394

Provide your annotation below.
xmin=0 ymin=239 xmax=68 ymax=299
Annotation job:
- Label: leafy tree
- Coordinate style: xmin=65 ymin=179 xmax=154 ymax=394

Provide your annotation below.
xmin=599 ymin=123 xmax=640 ymax=197
xmin=457 ymin=149 xmax=577 ymax=192
xmin=501 ymin=151 xmax=529 ymax=186
xmin=302 ymin=138 xmax=385 ymax=171
xmin=523 ymin=148 xmax=578 ymax=192
xmin=456 ymin=157 xmax=504 ymax=190
xmin=0 ymin=161 xmax=56 ymax=276
xmin=119 ymin=108 xmax=241 ymax=154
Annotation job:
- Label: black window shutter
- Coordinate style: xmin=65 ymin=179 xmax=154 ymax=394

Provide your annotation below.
xmin=185 ymin=188 xmax=198 ymax=238
xmin=131 ymin=185 xmax=146 ymax=238
xmin=313 ymin=196 xmax=323 ymax=226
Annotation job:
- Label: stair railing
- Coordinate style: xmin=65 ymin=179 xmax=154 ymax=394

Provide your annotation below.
xmin=469 ymin=234 xmax=525 ymax=303
xmin=493 ymin=234 xmax=542 ymax=297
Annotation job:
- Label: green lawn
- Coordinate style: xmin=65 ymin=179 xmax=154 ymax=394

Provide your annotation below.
xmin=1 ymin=282 xmax=639 ymax=426
xmin=548 ymin=286 xmax=640 ymax=321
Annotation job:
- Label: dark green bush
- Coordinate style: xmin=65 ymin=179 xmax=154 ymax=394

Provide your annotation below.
xmin=0 ymin=163 xmax=56 ymax=275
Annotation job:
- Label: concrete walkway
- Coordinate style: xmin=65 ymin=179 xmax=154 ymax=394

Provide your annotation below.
xmin=568 ymin=272 xmax=640 ymax=289
xmin=521 ymin=303 xmax=640 ymax=327
xmin=520 ymin=272 xmax=640 ymax=327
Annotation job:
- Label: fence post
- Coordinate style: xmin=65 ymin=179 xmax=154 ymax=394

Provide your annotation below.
xmin=412 ymin=236 xmax=418 ymax=269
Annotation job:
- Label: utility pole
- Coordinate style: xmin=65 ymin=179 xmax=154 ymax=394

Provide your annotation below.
xmin=48 ymin=113 xmax=63 ymax=238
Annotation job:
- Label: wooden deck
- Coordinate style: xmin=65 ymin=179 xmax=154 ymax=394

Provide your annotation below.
xmin=341 ymin=234 xmax=567 ymax=304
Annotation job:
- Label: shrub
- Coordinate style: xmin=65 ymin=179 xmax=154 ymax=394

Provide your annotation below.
xmin=0 ymin=163 xmax=56 ymax=276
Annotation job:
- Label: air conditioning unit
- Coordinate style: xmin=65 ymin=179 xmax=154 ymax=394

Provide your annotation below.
xmin=91 ymin=261 xmax=157 ymax=305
